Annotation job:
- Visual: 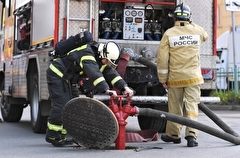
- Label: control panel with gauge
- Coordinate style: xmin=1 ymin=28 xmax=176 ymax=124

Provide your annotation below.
xmin=123 ymin=8 xmax=145 ymax=40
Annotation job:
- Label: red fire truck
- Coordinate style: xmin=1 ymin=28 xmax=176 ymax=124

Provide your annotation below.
xmin=0 ymin=0 xmax=217 ymax=133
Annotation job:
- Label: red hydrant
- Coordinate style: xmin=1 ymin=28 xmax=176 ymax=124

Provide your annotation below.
xmin=108 ymin=95 xmax=139 ymax=150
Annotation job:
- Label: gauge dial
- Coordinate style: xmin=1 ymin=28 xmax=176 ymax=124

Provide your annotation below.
xmin=125 ymin=10 xmax=130 ymax=16
xmin=138 ymin=11 xmax=143 ymax=16
xmin=131 ymin=10 xmax=137 ymax=16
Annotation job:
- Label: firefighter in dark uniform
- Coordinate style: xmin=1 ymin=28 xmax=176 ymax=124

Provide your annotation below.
xmin=157 ymin=3 xmax=208 ymax=147
xmin=46 ymin=41 xmax=134 ymax=147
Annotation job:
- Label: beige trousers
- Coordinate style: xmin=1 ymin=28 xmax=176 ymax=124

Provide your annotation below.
xmin=166 ymin=85 xmax=200 ymax=139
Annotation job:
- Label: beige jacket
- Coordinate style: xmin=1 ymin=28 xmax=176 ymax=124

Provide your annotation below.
xmin=157 ymin=21 xmax=208 ymax=87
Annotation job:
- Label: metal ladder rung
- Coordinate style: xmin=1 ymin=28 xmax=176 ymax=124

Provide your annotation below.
xmin=69 ymin=18 xmax=90 ymax=21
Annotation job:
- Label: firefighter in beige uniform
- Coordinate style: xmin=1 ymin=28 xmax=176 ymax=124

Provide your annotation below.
xmin=157 ymin=3 xmax=208 ymax=147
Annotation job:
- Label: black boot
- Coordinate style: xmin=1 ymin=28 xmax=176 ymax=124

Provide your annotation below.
xmin=186 ymin=136 xmax=198 ymax=147
xmin=45 ymin=129 xmax=73 ymax=147
xmin=161 ymin=134 xmax=181 ymax=144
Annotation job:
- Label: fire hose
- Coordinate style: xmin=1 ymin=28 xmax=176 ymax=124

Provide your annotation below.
xmin=138 ymin=107 xmax=240 ymax=145
xmin=109 ymin=95 xmax=240 ymax=147
xmin=198 ymin=102 xmax=239 ymax=137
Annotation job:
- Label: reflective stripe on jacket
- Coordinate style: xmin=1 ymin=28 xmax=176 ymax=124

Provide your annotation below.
xmin=49 ymin=43 xmax=127 ymax=93
xmin=49 ymin=63 xmax=63 ymax=78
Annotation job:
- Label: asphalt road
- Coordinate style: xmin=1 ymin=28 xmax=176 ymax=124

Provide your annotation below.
xmin=1 ymin=106 xmax=240 ymax=158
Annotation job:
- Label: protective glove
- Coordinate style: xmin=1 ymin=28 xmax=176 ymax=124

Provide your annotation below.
xmin=123 ymin=86 xmax=134 ymax=97
xmin=105 ymin=89 xmax=117 ymax=97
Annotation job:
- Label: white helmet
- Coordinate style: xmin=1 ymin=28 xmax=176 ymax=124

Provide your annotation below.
xmin=98 ymin=41 xmax=120 ymax=68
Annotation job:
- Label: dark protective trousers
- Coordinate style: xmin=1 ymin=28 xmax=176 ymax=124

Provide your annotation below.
xmin=46 ymin=63 xmax=72 ymax=125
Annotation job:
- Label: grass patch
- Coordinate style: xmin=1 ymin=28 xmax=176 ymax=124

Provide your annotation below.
xmin=211 ymin=90 xmax=240 ymax=105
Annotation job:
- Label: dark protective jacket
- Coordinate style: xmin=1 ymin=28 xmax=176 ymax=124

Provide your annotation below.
xmin=49 ymin=42 xmax=127 ymax=94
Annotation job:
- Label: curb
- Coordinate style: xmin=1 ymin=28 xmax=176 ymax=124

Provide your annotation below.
xmin=206 ymin=104 xmax=240 ymax=111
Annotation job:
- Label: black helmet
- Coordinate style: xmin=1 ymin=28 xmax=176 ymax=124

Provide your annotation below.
xmin=174 ymin=3 xmax=191 ymax=21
